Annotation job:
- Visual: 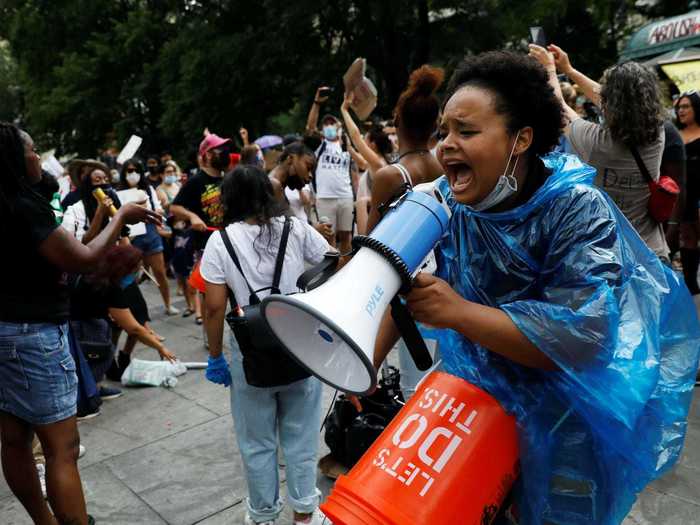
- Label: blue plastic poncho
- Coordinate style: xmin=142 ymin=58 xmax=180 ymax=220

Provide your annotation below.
xmin=432 ymin=153 xmax=700 ymax=525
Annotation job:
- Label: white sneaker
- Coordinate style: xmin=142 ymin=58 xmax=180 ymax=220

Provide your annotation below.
xmin=294 ymin=508 xmax=329 ymax=525
xmin=35 ymin=463 xmax=47 ymax=499
xmin=78 ymin=444 xmax=86 ymax=458
xmin=244 ymin=513 xmax=275 ymax=525
xmin=166 ymin=305 xmax=181 ymax=315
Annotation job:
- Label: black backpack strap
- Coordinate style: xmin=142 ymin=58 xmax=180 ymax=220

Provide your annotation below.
xmin=271 ymin=216 xmax=292 ymax=294
xmin=312 ymin=141 xmax=327 ymax=193
xmin=629 ymin=145 xmax=654 ymax=184
xmin=219 ymin=228 xmax=261 ymax=305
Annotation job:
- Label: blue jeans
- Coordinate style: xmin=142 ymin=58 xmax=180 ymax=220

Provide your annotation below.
xmin=0 ymin=322 xmax=77 ymax=425
xmin=229 ymin=335 xmax=322 ymax=523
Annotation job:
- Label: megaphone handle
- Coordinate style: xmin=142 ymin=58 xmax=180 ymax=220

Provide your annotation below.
xmin=296 ymin=253 xmax=340 ymax=291
xmin=389 ymin=296 xmax=433 ymax=371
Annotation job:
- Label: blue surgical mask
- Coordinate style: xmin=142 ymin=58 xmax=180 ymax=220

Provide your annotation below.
xmin=323 ymin=125 xmax=338 ymax=141
xmin=164 ymin=175 xmax=177 ymax=185
xmin=470 ymin=132 xmax=521 ymax=212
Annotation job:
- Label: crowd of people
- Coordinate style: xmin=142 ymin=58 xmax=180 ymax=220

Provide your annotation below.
xmin=1 ymin=40 xmax=700 ymax=525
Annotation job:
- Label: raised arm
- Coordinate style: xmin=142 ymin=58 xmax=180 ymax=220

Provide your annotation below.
xmin=340 ymin=92 xmax=387 ymax=173
xmin=548 ymin=44 xmax=601 ymax=106
xmin=346 ymin=137 xmax=368 ymax=173
xmin=306 ymin=86 xmax=330 ymax=133
xmin=528 ymin=44 xmax=579 ymax=131
xmin=39 ymin=203 xmax=161 ymax=273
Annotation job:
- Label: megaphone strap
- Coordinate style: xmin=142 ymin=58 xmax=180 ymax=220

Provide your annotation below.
xmin=352 ymin=235 xmax=412 ymax=293
xmin=296 ymin=252 xmax=340 ymax=291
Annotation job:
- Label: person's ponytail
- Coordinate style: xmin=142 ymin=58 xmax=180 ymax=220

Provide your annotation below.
xmin=394 ymin=65 xmax=445 ymax=144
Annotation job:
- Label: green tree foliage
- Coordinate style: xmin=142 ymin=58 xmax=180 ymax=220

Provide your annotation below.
xmin=0 ymin=41 xmax=22 ymax=122
xmin=0 ymin=0 xmax=692 ymax=158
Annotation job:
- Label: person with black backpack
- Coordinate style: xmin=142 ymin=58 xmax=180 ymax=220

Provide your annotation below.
xmin=200 ymin=165 xmax=332 ymax=525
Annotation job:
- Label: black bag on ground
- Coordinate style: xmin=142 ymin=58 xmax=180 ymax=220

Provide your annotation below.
xmin=324 ymin=366 xmax=404 ymax=468
xmin=219 ymin=217 xmax=310 ymax=388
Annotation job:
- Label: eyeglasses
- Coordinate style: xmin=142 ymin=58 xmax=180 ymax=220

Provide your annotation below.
xmin=126 ymin=168 xmax=138 ymax=173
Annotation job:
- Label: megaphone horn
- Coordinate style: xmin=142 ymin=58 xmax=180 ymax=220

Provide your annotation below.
xmin=261 ymin=186 xmax=451 ymax=395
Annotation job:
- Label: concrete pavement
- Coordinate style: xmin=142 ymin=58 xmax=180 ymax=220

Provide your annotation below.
xmin=1 ymin=282 xmax=699 ymax=524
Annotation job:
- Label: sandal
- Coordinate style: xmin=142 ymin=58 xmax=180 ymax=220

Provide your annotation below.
xmin=182 ymin=308 xmax=194 ymax=318
xmin=195 ymin=316 xmax=203 ymax=325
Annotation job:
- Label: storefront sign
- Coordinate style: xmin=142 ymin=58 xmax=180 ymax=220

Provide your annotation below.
xmin=661 ymin=60 xmax=700 ymax=93
xmin=648 ymin=14 xmax=700 ymax=46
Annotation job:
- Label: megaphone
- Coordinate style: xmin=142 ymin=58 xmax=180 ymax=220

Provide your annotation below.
xmin=261 ymin=185 xmax=450 ymax=395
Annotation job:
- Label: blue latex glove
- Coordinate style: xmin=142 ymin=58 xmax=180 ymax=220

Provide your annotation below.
xmin=206 ymin=355 xmax=232 ymax=387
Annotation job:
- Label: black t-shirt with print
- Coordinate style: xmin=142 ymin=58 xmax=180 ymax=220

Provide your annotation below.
xmin=0 ymin=195 xmax=69 ymax=323
xmin=172 ymin=169 xmax=224 ymax=250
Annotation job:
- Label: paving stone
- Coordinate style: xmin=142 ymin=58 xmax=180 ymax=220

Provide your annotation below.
xmin=105 ymin=416 xmax=246 ymax=525
xmin=623 ymin=487 xmax=700 ymax=525
xmin=0 ymin=495 xmax=33 ymax=525
xmin=82 ymin=462 xmax=169 ymax=524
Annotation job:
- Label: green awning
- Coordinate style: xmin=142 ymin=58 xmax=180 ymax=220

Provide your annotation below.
xmin=620 ymin=10 xmax=700 ymax=62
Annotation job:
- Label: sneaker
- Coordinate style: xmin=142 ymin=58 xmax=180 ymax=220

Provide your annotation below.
xmin=99 ymin=386 xmax=123 ymax=400
xmin=77 ymin=406 xmax=101 ymax=421
xmin=244 ymin=514 xmax=275 ymax=525
xmin=35 ymin=463 xmax=47 ymax=499
xmin=79 ymin=444 xmax=86 ymax=458
xmin=165 ymin=305 xmax=181 ymax=315
xmin=294 ymin=508 xmax=328 ymax=525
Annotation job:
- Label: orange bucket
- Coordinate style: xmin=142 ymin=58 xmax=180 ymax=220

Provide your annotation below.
xmin=188 ymin=260 xmax=206 ymax=293
xmin=321 ymin=371 xmax=519 ymax=525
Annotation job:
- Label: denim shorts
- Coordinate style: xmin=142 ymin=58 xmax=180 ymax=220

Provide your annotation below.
xmin=131 ymin=222 xmax=164 ymax=256
xmin=0 ymin=322 xmax=78 ymax=425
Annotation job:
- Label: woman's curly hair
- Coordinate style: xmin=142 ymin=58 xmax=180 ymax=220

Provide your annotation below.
xmin=600 ymin=62 xmax=663 ymax=147
xmin=444 ymin=51 xmax=563 ymax=156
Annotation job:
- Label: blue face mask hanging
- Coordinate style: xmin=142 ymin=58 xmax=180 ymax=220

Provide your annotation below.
xmin=470 ymin=132 xmax=520 ymax=212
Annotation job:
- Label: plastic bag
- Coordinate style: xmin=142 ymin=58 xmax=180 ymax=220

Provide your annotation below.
xmin=432 ymin=153 xmax=700 ymax=525
xmin=121 ymin=358 xmax=187 ymax=388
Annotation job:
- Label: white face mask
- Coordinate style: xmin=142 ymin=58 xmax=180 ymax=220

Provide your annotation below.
xmin=126 ymin=173 xmax=141 ymax=187
xmin=470 ymin=132 xmax=521 ymax=212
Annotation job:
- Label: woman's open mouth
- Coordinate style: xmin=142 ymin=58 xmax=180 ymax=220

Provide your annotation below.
xmin=445 ymin=162 xmax=474 ymax=194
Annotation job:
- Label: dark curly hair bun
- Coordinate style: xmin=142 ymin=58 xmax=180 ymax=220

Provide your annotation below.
xmin=444 ymin=51 xmax=563 ymax=156
xmin=394 ymin=65 xmax=445 ymax=143
xmin=411 ymin=65 xmax=445 ymax=97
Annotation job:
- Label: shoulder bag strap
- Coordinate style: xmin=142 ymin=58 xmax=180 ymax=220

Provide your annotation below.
xmin=271 ymin=216 xmax=292 ymax=294
xmin=219 ymin=228 xmax=261 ymax=305
xmin=629 ymin=145 xmax=654 ymax=184
xmin=394 ymin=163 xmax=414 ymax=189
xmin=312 ymin=141 xmax=327 ymax=193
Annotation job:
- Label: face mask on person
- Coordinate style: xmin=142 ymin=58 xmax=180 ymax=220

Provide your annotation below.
xmin=126 ymin=173 xmax=141 ymax=187
xmin=210 ymin=150 xmax=230 ymax=171
xmin=164 ymin=175 xmax=177 ymax=185
xmin=94 ymin=183 xmax=113 ymax=193
xmin=470 ymin=131 xmax=521 ymax=212
xmin=111 ymin=171 xmax=120 ymax=183
xmin=323 ymin=125 xmax=338 ymax=141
